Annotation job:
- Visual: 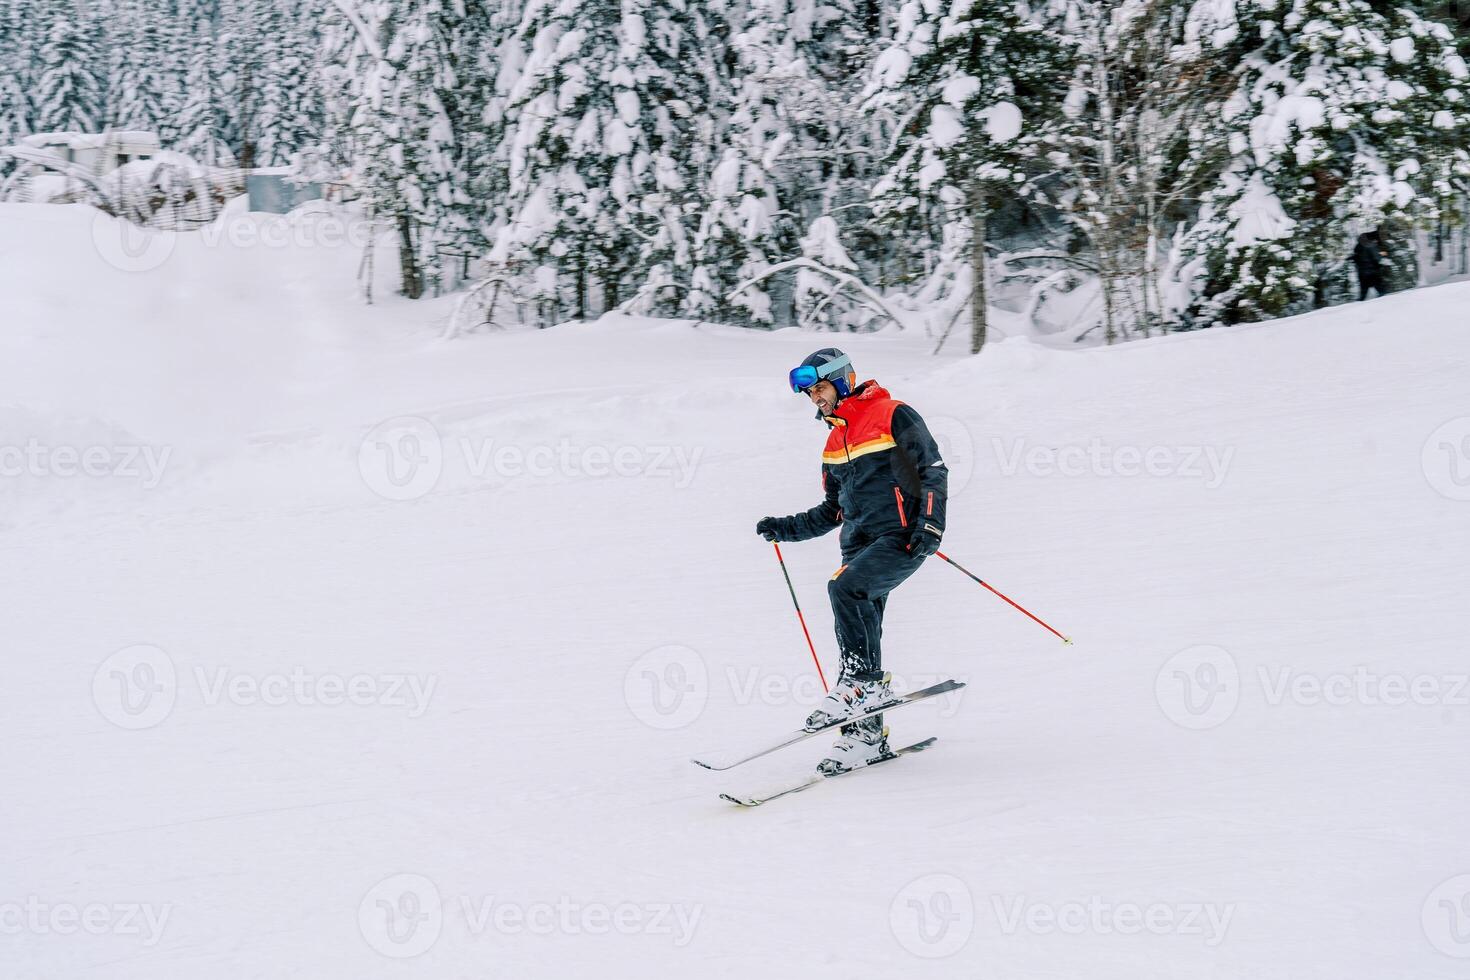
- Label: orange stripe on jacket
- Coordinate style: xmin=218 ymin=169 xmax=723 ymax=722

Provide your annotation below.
xmin=822 ymin=433 xmax=896 ymax=465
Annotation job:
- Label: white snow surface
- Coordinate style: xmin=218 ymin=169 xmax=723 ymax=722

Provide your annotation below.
xmin=3 ymin=202 xmax=1470 ymax=978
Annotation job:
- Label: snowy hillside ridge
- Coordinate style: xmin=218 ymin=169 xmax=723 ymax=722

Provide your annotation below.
xmin=5 ymin=196 xmax=1470 ymax=977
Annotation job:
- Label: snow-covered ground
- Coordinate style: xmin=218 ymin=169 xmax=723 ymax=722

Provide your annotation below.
xmin=3 ymin=202 xmax=1469 ymax=978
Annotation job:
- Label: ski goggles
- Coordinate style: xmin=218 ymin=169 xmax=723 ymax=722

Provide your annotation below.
xmin=788 ymin=354 xmax=850 ymax=393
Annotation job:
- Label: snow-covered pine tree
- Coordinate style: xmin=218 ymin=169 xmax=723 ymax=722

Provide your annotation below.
xmin=394 ymin=0 xmax=473 ymax=293
xmin=0 ymin=0 xmax=39 ymax=153
xmin=106 ymin=0 xmax=173 ymax=138
xmin=496 ymin=0 xmax=709 ymax=319
xmin=256 ymin=0 xmax=324 ymax=166
xmin=792 ymin=214 xmax=864 ymax=329
xmin=1183 ymin=0 xmax=1470 ymax=324
xmin=465 ymin=1 xmax=524 ymax=262
xmin=32 ymin=4 xmax=105 ymax=134
xmin=426 ymin=0 xmax=511 ymax=275
xmin=866 ymin=0 xmax=1065 ymax=350
xmin=216 ymin=0 xmax=273 ymax=168
xmin=681 ymin=0 xmax=804 ymax=326
xmin=1031 ymin=0 xmax=1237 ymax=342
xmin=151 ymin=0 xmax=192 ymax=147
xmin=715 ymin=0 xmax=902 ymax=328
xmin=326 ymin=0 xmax=465 ymax=298
xmin=683 ymin=137 xmax=785 ymax=325
xmin=176 ymin=11 xmax=235 ymax=166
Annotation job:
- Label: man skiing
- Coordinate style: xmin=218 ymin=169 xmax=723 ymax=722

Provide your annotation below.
xmin=756 ymin=348 xmax=948 ymax=774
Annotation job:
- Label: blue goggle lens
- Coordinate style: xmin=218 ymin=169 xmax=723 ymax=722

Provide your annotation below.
xmin=789 ymin=365 xmax=820 ymax=393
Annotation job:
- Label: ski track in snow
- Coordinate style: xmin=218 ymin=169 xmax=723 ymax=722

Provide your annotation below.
xmin=3 ymin=204 xmax=1469 ymax=978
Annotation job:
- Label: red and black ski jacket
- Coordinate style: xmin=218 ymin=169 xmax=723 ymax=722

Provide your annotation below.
xmin=770 ymin=380 xmax=948 ymax=554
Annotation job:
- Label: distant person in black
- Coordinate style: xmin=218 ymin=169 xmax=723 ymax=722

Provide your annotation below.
xmin=1352 ymin=232 xmax=1390 ymax=301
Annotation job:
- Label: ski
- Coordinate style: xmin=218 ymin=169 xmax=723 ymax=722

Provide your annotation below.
xmin=720 ymin=737 xmax=938 ymax=807
xmin=691 ymin=679 xmax=964 ymax=772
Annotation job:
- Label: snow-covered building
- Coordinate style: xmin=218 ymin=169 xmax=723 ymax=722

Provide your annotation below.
xmin=17 ymin=130 xmax=160 ymax=176
xmin=246 ymin=167 xmax=323 ymax=214
xmin=0 ymin=130 xmax=163 ymax=205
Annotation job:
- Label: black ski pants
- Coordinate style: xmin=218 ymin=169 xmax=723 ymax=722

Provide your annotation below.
xmin=829 ymin=531 xmax=927 ymax=678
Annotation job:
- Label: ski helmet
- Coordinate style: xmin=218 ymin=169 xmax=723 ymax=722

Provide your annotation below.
xmin=789 ymin=348 xmax=857 ymax=399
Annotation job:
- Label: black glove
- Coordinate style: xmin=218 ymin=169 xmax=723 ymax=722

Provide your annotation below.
xmin=756 ymin=517 xmax=782 ymax=542
xmin=907 ymin=521 xmax=942 ymax=558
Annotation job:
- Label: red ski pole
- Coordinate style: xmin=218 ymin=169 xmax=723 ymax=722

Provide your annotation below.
xmin=771 ymin=542 xmax=829 ymax=688
xmin=936 ymin=551 xmax=1074 ymax=645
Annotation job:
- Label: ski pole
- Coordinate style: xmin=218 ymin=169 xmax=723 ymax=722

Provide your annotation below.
xmin=935 ymin=551 xmax=1074 ymax=645
xmin=771 ymin=541 xmax=829 ymax=688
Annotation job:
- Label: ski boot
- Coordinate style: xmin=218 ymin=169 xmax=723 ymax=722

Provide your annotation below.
xmin=804 ymin=671 xmax=896 ymax=731
xmin=817 ymin=722 xmax=891 ymax=775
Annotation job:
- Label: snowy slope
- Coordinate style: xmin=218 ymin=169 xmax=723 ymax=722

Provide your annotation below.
xmin=3 ymin=203 xmax=1469 ymax=979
